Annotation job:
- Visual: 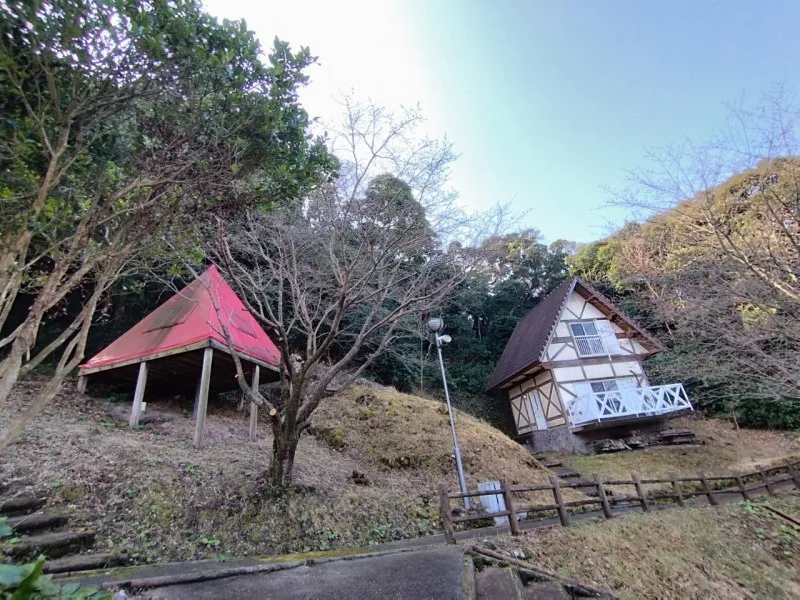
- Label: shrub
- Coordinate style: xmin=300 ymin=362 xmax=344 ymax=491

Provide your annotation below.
xmin=0 ymin=556 xmax=108 ymax=599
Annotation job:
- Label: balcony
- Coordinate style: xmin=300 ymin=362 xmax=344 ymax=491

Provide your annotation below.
xmin=565 ymin=383 xmax=692 ymax=430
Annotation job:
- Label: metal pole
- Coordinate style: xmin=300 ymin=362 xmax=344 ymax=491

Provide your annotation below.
xmin=435 ymin=334 xmax=470 ymax=509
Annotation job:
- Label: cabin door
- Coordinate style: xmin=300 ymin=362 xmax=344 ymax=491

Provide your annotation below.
xmin=529 ymin=391 xmax=548 ymax=430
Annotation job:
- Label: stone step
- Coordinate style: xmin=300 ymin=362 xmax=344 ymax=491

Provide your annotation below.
xmin=6 ymin=529 xmax=96 ymax=560
xmin=5 ymin=512 xmax=70 ymax=534
xmin=476 ymin=567 xmax=525 ymax=600
xmin=659 ymin=428 xmax=694 ymax=437
xmin=542 ymin=461 xmax=563 ymax=469
xmin=45 ymin=552 xmax=128 ymax=574
xmin=553 ymin=467 xmax=580 ymax=479
xmin=523 ymin=581 xmax=570 ymax=599
xmin=0 ymin=479 xmax=33 ymax=498
xmin=0 ymin=493 xmax=47 ymax=517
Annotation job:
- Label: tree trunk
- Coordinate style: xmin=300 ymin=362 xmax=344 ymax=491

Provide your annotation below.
xmin=268 ymin=418 xmax=299 ymax=487
xmin=0 ymin=317 xmax=40 ymax=407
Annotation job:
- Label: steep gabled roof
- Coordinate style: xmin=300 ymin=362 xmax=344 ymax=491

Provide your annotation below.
xmin=80 ymin=266 xmax=281 ymax=372
xmin=485 ymin=277 xmax=576 ymax=392
xmin=485 ymin=276 xmax=664 ymax=392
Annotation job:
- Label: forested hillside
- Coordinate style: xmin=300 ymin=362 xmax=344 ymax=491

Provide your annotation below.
xmin=570 ymin=100 xmax=800 ymax=428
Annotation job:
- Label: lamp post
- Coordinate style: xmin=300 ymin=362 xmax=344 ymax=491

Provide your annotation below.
xmin=426 ymin=317 xmax=470 ymax=509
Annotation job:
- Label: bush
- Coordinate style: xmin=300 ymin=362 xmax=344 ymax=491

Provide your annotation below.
xmin=0 ymin=556 xmax=108 ymax=600
xmin=733 ymin=398 xmax=800 ymax=430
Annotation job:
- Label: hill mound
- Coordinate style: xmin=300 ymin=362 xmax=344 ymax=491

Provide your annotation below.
xmin=0 ymin=379 xmax=547 ymax=562
xmin=311 ymin=385 xmax=544 ymax=491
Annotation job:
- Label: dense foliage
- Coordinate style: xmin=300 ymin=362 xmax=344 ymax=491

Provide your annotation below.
xmin=368 ymin=230 xmax=571 ymax=433
xmin=0 ymin=0 xmax=333 ymax=447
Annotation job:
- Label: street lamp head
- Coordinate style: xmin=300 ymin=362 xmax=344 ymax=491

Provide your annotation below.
xmin=439 ymin=334 xmax=452 ymax=344
xmin=426 ymin=317 xmax=444 ymax=333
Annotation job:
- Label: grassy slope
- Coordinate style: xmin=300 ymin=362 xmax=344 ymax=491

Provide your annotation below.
xmin=560 ymin=415 xmax=800 ymax=495
xmin=310 ymin=386 xmax=548 ymax=494
xmin=484 ymin=493 xmax=800 ymax=599
xmin=0 ymin=379 xmax=550 ymax=563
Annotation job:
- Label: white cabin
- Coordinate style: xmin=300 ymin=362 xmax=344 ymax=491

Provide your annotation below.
xmin=486 ymin=277 xmax=691 ymax=453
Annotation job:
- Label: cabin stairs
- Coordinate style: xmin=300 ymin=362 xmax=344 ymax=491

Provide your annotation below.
xmin=0 ymin=480 xmax=129 ymax=574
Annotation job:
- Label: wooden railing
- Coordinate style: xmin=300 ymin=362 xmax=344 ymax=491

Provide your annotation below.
xmin=437 ymin=458 xmax=800 ymax=544
xmin=565 ymin=383 xmax=692 ymax=428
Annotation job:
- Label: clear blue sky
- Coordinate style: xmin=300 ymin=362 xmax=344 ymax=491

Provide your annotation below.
xmin=204 ymin=0 xmax=800 ymax=243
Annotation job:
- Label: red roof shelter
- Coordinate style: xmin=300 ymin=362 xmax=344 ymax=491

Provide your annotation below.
xmin=78 ymin=266 xmax=281 ymax=446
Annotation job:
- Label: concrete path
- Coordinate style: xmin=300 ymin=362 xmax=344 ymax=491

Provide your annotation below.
xmin=146 ymin=546 xmax=469 ymax=600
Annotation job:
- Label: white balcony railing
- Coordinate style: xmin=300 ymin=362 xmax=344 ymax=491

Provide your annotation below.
xmin=565 ymin=383 xmax=692 ymax=428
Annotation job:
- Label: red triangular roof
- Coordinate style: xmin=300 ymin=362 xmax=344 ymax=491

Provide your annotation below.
xmin=81 ymin=266 xmax=281 ymax=371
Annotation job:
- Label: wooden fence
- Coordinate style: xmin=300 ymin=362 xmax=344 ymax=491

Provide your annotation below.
xmin=438 ymin=458 xmax=800 ymax=544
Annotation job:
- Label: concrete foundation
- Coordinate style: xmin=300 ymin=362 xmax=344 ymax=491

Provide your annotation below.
xmin=521 ymin=419 xmax=669 ymax=454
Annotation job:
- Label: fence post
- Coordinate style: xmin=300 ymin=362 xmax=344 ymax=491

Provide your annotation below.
xmin=697 ymin=471 xmax=718 ymax=506
xmin=669 ymin=473 xmax=684 ymax=507
xmin=734 ymin=472 xmax=750 ymax=501
xmin=550 ymin=474 xmax=570 ymax=527
xmin=756 ymin=465 xmax=774 ymax=495
xmin=438 ymin=484 xmax=456 ymax=544
xmin=631 ymin=473 xmax=649 ymax=512
xmin=593 ymin=473 xmax=613 ymax=519
xmin=785 ymin=460 xmax=800 ymax=490
xmin=500 ymin=479 xmax=520 ymax=536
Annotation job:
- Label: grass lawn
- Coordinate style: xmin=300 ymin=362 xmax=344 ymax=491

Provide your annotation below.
xmin=558 ymin=416 xmax=800 ymax=497
xmin=480 ymin=492 xmax=800 ymax=599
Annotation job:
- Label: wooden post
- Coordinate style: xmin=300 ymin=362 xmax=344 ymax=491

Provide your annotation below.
xmin=757 ymin=465 xmax=774 ymax=495
xmin=698 ymin=471 xmax=718 ymax=506
xmin=785 ymin=460 xmax=800 ymax=490
xmin=76 ymin=375 xmax=87 ymax=395
xmin=632 ymin=473 xmax=649 ymax=512
xmin=734 ymin=473 xmax=750 ymax=501
xmin=129 ymin=362 xmax=148 ymax=426
xmin=593 ymin=473 xmax=613 ymax=519
xmin=438 ymin=484 xmax=456 ymax=544
xmin=193 ymin=376 xmax=202 ymax=419
xmin=669 ymin=473 xmax=684 ymax=507
xmin=500 ymin=479 xmax=520 ymax=536
xmin=193 ymin=348 xmax=214 ymax=448
xmin=550 ymin=474 xmax=570 ymax=527
xmin=249 ymin=365 xmax=260 ymax=441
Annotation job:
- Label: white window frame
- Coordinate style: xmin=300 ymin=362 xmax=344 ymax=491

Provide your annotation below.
xmin=569 ymin=320 xmax=606 ymax=357
xmin=589 ymin=378 xmax=623 ymax=413
xmin=590 ymin=379 xmax=619 ymax=394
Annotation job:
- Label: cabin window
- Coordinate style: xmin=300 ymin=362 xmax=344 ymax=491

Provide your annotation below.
xmin=590 ymin=380 xmax=618 ymax=394
xmin=589 ymin=379 xmax=622 ymax=412
xmin=569 ymin=321 xmax=606 ymax=356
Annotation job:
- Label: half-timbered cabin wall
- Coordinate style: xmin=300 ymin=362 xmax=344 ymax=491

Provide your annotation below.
xmin=544 ymin=289 xmax=654 ymax=426
xmin=544 ymin=291 xmax=650 ymax=364
xmin=506 ymin=287 xmax=656 ymax=436
xmin=507 ymin=370 xmax=567 ymax=435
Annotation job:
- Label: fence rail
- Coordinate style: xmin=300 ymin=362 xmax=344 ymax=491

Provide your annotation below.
xmin=437 ymin=458 xmax=800 ymax=544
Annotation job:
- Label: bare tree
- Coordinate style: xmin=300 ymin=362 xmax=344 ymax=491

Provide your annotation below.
xmin=207 ymin=102 xmax=495 ymax=487
xmin=608 ymin=89 xmax=800 ymax=409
